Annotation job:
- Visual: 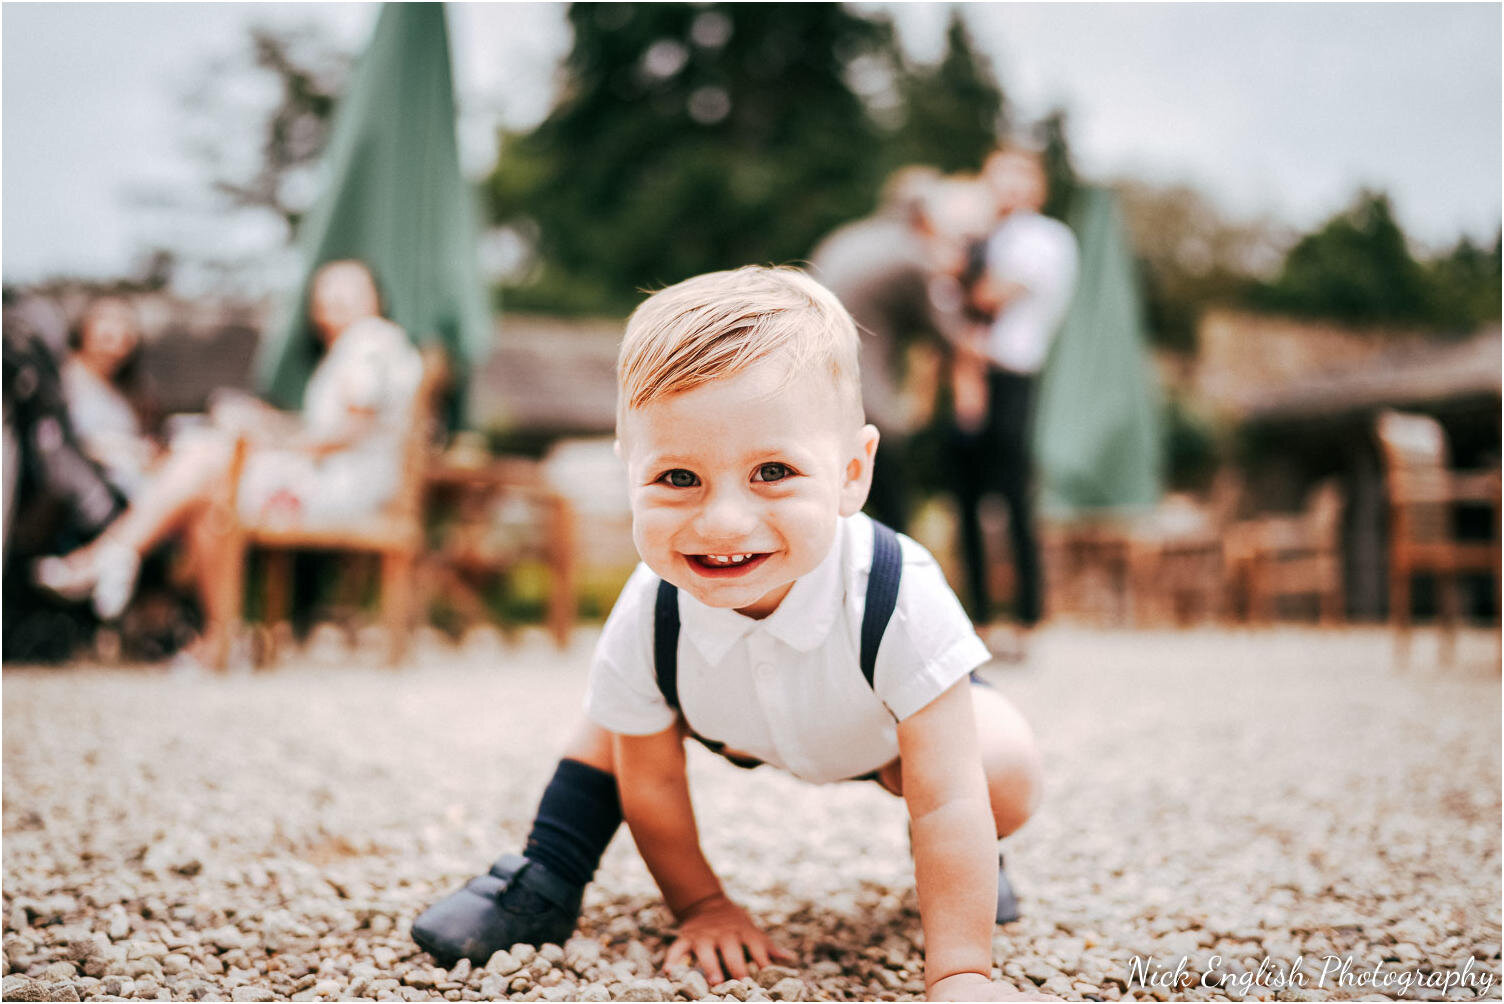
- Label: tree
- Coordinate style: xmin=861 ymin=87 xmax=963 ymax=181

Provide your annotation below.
xmin=1422 ymin=231 xmax=1502 ymax=333
xmin=1116 ymin=184 xmax=1496 ymax=348
xmin=1248 ymin=190 xmax=1434 ymax=328
xmin=882 ymin=10 xmax=1007 ymax=175
xmin=1036 ymin=109 xmax=1078 ymax=224
xmin=183 ymin=24 xmax=352 ymax=235
xmin=487 ymin=3 xmax=898 ymax=314
xmin=139 ymin=22 xmax=352 ymax=294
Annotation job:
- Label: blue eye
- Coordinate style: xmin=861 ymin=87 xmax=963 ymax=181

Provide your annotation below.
xmin=659 ymin=469 xmax=699 ymax=488
xmin=752 ymin=463 xmax=793 ymax=483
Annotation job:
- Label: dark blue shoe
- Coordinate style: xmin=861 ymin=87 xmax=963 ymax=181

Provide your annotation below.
xmin=412 ymin=854 xmax=583 ymax=966
xmin=996 ymin=852 xmax=1020 ymax=924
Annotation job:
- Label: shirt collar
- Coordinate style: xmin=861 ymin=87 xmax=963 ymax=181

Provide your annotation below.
xmin=679 ymin=524 xmax=847 ymax=664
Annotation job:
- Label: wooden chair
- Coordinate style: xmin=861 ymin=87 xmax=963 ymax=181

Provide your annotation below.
xmin=207 ymin=347 xmax=448 ymax=669
xmin=1225 ymin=479 xmax=1345 ymax=625
xmin=1040 ymin=518 xmax=1139 ymax=626
xmin=1124 ymin=494 xmax=1229 ymax=627
xmin=1376 ymin=410 xmax=1501 ymax=665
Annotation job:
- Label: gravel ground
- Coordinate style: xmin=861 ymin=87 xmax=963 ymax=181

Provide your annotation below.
xmin=4 ymin=625 xmax=1500 ymax=1002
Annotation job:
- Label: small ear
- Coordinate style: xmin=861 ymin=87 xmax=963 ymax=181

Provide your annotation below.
xmin=839 ymin=424 xmax=881 ymax=517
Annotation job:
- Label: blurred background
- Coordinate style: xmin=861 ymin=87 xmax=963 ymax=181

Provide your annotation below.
xmin=3 ymin=1 xmax=1500 ymax=667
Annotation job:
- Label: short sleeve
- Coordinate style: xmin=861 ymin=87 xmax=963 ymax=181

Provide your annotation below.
xmin=989 ymin=219 xmax=1078 ymax=302
xmin=584 ymin=564 xmax=679 ymax=736
xmin=871 ymin=537 xmax=990 ymax=721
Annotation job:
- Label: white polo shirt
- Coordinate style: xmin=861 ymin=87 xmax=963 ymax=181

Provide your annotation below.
xmin=585 ymin=513 xmax=990 ymax=784
xmin=984 ymin=210 xmax=1080 ymax=375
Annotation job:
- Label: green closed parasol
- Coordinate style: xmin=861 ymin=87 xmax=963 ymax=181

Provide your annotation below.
xmin=256 ymin=2 xmax=491 ymax=422
xmin=1033 ymin=186 xmax=1162 ymax=515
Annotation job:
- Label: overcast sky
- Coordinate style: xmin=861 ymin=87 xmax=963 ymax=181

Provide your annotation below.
xmin=3 ymin=2 xmax=1499 ymax=285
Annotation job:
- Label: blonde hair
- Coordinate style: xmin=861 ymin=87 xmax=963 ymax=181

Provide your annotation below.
xmin=617 ymin=265 xmax=863 ymax=423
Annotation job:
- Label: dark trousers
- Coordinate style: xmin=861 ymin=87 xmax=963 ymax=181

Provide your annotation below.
xmin=865 ymin=432 xmax=910 ymax=534
xmin=949 ymin=369 xmax=1041 ymax=626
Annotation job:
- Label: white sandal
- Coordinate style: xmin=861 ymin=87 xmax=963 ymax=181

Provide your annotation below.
xmin=33 ymin=553 xmax=100 ymax=602
xmin=90 ymin=542 xmax=141 ymax=621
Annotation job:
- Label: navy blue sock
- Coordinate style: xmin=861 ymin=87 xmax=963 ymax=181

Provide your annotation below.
xmin=522 ymin=758 xmax=622 ymax=888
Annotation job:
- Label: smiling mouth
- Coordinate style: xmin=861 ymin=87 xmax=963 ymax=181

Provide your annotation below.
xmin=684 ymin=552 xmax=772 ymax=577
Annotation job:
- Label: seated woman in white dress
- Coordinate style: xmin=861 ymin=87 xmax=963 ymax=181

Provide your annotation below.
xmin=37 ymin=260 xmax=423 ymax=630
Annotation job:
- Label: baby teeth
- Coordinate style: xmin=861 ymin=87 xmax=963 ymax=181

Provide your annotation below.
xmin=707 ymin=553 xmax=752 ymax=565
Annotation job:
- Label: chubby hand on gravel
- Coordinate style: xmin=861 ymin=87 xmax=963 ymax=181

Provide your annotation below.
xmin=927 ymin=972 xmax=1058 ymax=1001
xmin=662 ymin=892 xmax=796 ymax=984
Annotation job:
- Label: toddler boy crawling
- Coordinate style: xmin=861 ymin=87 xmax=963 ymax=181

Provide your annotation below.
xmin=414 ymin=266 xmax=1044 ymax=1001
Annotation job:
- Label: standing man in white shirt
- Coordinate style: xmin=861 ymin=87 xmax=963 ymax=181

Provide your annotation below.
xmin=950 ymin=147 xmax=1079 ymax=647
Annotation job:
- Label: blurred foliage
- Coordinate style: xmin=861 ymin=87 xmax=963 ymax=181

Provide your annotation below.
xmin=1037 ymin=110 xmax=1079 ymax=224
xmin=425 ymin=560 xmax=632 ymax=631
xmin=487 ymin=3 xmax=896 ymax=316
xmin=156 ymin=22 xmax=352 ymax=292
xmin=1248 ymin=191 xmax=1430 ymax=326
xmin=1119 ymin=185 xmax=1501 ymax=351
xmin=1161 ymin=395 xmax=1221 ymax=492
xmin=1247 ymin=190 xmax=1501 ymax=335
xmin=1424 ymin=232 xmax=1504 ymax=332
xmin=486 ymin=3 xmax=1041 ymax=315
xmin=1115 ymin=180 xmax=1287 ymax=353
xmin=184 ymin=25 xmax=351 ymax=234
xmin=881 ymin=11 xmax=1008 ymax=175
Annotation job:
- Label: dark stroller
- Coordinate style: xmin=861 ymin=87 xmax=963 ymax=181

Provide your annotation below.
xmin=2 ymin=302 xmax=194 ymax=661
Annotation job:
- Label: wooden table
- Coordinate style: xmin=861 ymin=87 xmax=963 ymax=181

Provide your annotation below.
xmin=422 ymin=455 xmax=577 ymax=648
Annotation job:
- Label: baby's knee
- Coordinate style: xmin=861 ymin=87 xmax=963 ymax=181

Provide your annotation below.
xmin=985 ymin=739 xmax=1042 ymax=837
xmin=971 ymin=689 xmax=1043 ymax=836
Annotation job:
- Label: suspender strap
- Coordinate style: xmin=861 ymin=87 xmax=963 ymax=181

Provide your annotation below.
xmin=653 ymin=577 xmax=682 ymax=711
xmin=652 ymin=519 xmax=903 ymax=708
xmin=652 ymin=578 xmax=758 ymax=767
xmin=861 ymin=520 xmax=903 ymax=690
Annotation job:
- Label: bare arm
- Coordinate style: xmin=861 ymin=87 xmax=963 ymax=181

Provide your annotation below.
xmin=897 ymin=679 xmax=1002 ymax=998
xmin=613 ymin=728 xmax=793 ymax=982
xmin=614 ymin=726 xmax=724 ymax=916
xmin=925 ymin=274 xmax=975 ymax=351
xmin=970 ymin=275 xmax=1030 ymax=319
